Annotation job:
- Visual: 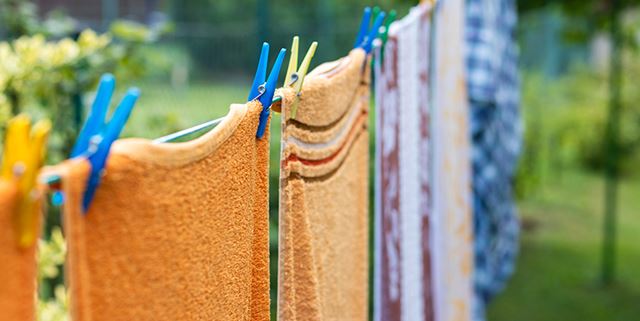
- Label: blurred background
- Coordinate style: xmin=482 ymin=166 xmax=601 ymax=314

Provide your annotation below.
xmin=0 ymin=0 xmax=639 ymax=320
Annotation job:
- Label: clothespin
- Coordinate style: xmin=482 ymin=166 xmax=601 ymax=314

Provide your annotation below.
xmin=71 ymin=74 xmax=140 ymax=213
xmin=248 ymin=42 xmax=286 ymax=139
xmin=1 ymin=115 xmax=51 ymax=247
xmin=354 ymin=6 xmax=386 ymax=53
xmin=372 ymin=6 xmax=382 ymax=23
xmin=284 ymin=36 xmax=318 ymax=119
xmin=373 ymin=10 xmax=397 ymax=65
xmin=354 ymin=7 xmax=372 ymax=49
xmin=379 ymin=10 xmax=397 ymax=49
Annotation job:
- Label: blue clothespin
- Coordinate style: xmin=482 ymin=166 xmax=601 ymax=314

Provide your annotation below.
xmin=71 ymin=74 xmax=140 ymax=213
xmin=248 ymin=42 xmax=286 ymax=139
xmin=354 ymin=7 xmax=386 ymax=53
xmin=354 ymin=7 xmax=372 ymax=48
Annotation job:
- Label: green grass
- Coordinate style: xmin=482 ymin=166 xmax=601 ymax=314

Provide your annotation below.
xmin=489 ymin=170 xmax=640 ymax=321
xmin=123 ymin=80 xmax=283 ymax=176
xmin=124 ymin=80 xmax=250 ymax=139
xmin=124 ymin=82 xmax=640 ymax=321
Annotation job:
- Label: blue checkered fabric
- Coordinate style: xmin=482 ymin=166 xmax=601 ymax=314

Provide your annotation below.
xmin=465 ymin=0 xmax=522 ymax=319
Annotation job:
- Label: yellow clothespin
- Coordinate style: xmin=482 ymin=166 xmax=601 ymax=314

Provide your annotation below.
xmin=1 ymin=114 xmax=51 ymax=248
xmin=284 ymin=36 xmax=318 ymax=119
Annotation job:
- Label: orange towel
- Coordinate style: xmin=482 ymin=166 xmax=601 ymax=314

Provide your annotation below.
xmin=0 ymin=179 xmax=40 ymax=321
xmin=49 ymin=101 xmax=270 ymax=321
xmin=275 ymin=49 xmax=370 ymax=321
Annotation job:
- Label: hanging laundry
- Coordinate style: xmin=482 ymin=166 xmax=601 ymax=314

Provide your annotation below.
xmin=0 ymin=115 xmax=50 ymax=321
xmin=0 ymin=181 xmax=39 ymax=321
xmin=48 ymin=101 xmax=271 ymax=321
xmin=373 ymin=3 xmax=434 ymax=321
xmin=274 ymin=48 xmax=370 ymax=321
xmin=431 ymin=0 xmax=474 ymax=320
xmin=465 ymin=0 xmax=522 ymax=319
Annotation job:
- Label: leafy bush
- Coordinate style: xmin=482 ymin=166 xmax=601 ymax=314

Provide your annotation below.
xmin=36 ymin=227 xmax=68 ymax=321
xmin=517 ymin=48 xmax=640 ymax=198
xmin=0 ymin=24 xmax=161 ymax=161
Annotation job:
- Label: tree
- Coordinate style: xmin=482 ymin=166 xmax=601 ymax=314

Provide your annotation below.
xmin=519 ymin=0 xmax=640 ymax=285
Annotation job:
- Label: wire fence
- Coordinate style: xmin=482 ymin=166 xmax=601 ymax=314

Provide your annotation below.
xmin=32 ymin=0 xmax=414 ymax=78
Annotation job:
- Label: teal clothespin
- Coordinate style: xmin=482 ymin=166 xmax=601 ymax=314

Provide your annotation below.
xmin=379 ymin=10 xmax=397 ymax=49
xmin=374 ymin=10 xmax=397 ymax=66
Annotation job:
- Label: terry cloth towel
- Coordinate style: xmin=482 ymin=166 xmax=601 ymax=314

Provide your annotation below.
xmin=274 ymin=48 xmax=370 ymax=321
xmin=431 ymin=0 xmax=474 ymax=321
xmin=465 ymin=0 xmax=522 ymax=318
xmin=373 ymin=3 xmax=435 ymax=321
xmin=50 ymin=101 xmax=270 ymax=321
xmin=0 ymin=180 xmax=41 ymax=321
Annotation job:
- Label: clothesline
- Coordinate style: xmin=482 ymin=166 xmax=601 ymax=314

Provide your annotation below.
xmin=0 ymin=2 xmax=522 ymax=321
xmin=41 ymin=96 xmax=285 ymax=186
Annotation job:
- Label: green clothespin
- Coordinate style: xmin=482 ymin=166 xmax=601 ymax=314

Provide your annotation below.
xmin=380 ymin=10 xmax=397 ymax=49
xmin=372 ymin=6 xmax=382 ymax=21
xmin=284 ymin=36 xmax=318 ymax=119
xmin=371 ymin=10 xmax=397 ymax=68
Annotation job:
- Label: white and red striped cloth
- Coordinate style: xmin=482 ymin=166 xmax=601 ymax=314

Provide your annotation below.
xmin=374 ymin=3 xmax=435 ymax=321
xmin=374 ymin=1 xmax=473 ymax=320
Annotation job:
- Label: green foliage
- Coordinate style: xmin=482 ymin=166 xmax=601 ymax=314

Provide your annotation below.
xmin=36 ymin=227 xmax=69 ymax=321
xmin=0 ymin=0 xmax=75 ymax=39
xmin=167 ymin=0 xmax=413 ymax=73
xmin=517 ymin=45 xmax=640 ymax=198
xmin=37 ymin=227 xmax=66 ymax=280
xmin=37 ymin=285 xmax=69 ymax=321
xmin=0 ymin=22 xmax=163 ymax=161
xmin=490 ymin=170 xmax=640 ymax=321
xmin=558 ymin=55 xmax=640 ymax=175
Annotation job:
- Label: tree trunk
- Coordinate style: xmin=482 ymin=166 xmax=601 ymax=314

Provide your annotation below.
xmin=601 ymin=0 xmax=622 ymax=286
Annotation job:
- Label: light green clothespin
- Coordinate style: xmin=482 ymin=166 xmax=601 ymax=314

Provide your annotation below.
xmin=284 ymin=36 xmax=318 ymax=119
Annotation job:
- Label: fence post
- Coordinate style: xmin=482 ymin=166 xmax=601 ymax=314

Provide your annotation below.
xmin=601 ymin=0 xmax=622 ymax=286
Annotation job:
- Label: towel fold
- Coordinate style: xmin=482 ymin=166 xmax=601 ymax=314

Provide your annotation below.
xmin=277 ymin=49 xmax=370 ymax=321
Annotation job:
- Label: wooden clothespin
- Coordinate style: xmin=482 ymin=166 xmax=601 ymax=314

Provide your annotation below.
xmin=284 ymin=36 xmax=318 ymax=119
xmin=1 ymin=115 xmax=51 ymax=247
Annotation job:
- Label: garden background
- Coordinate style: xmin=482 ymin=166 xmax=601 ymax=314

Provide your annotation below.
xmin=1 ymin=0 xmax=639 ymax=320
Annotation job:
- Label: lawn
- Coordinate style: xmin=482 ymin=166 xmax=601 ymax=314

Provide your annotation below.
xmin=124 ymin=80 xmax=252 ymax=139
xmin=124 ymin=80 xmax=283 ymax=173
xmin=488 ymin=170 xmax=640 ymax=321
xmin=125 ymin=82 xmax=640 ymax=320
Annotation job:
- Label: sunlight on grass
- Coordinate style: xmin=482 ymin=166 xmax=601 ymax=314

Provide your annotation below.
xmin=488 ymin=171 xmax=640 ymax=321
